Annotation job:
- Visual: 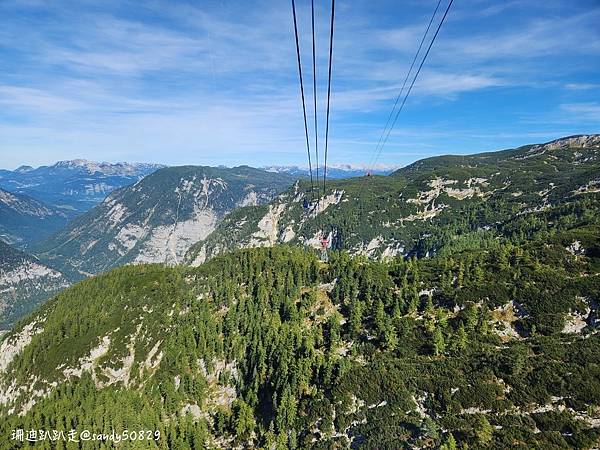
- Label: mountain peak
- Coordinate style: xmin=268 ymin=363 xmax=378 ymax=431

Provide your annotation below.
xmin=31 ymin=165 xmax=296 ymax=274
xmin=187 ymin=134 xmax=600 ymax=265
xmin=51 ymin=159 xmax=167 ymax=175
xmin=54 ymin=158 xmax=93 ymax=167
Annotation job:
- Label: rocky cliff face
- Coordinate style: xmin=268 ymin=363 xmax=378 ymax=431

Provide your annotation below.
xmin=31 ymin=166 xmax=295 ymax=276
xmin=0 ymin=241 xmax=70 ymax=330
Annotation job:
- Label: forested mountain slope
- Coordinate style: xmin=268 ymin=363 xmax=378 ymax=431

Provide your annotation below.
xmin=1 ymin=228 xmax=599 ymax=449
xmin=186 ymin=135 xmax=600 ymax=265
xmin=0 ymin=241 xmax=70 ymax=331
xmin=30 ymin=166 xmax=295 ymax=277
xmin=0 ymin=159 xmax=164 ymax=217
xmin=0 ymin=188 xmax=68 ymax=247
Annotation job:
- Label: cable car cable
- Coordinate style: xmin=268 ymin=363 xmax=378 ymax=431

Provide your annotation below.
xmin=368 ymin=0 xmax=443 ymax=170
xmin=291 ymin=0 xmax=315 ymax=194
xmin=372 ymin=0 xmax=454 ymax=168
xmin=323 ymin=0 xmax=335 ymax=194
xmin=372 ymin=0 xmax=454 ymax=169
xmin=311 ymin=0 xmax=319 ymax=197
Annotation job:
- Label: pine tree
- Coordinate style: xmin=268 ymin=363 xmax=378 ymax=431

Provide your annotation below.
xmin=349 ymin=299 xmax=364 ymax=339
xmin=454 ymin=323 xmax=468 ymax=352
xmin=424 ymin=292 xmax=434 ymax=317
xmin=463 ymin=303 xmax=478 ymax=331
xmin=440 ymin=432 xmax=457 ymax=450
xmin=457 ymin=261 xmax=465 ymax=288
xmin=374 ymin=298 xmax=386 ymax=335
xmin=233 ymin=399 xmax=256 ymax=443
xmin=383 ymin=319 xmax=398 ymax=351
xmin=327 ymin=314 xmax=341 ymax=350
xmin=433 ymin=327 xmax=445 ymax=356
xmin=478 ymin=305 xmax=490 ymax=335
xmin=407 ymin=287 xmax=419 ymax=315
xmin=475 ymin=416 xmax=493 ymax=444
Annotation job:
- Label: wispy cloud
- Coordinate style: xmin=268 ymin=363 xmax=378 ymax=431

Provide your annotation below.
xmin=561 ymin=103 xmax=600 ymax=123
xmin=565 ymin=83 xmax=600 ymax=91
xmin=0 ymin=0 xmax=598 ymax=169
xmin=0 ymin=85 xmax=82 ymax=113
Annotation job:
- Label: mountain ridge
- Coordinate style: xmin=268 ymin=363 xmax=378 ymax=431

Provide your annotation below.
xmin=1 ymin=135 xmax=599 ymax=448
xmin=186 ymin=134 xmax=600 ymax=265
xmin=31 ymin=165 xmax=296 ymax=277
xmin=0 ymin=187 xmax=69 ymax=247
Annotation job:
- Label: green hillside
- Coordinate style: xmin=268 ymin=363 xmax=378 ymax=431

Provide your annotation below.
xmin=1 ymin=226 xmax=599 ymax=448
xmin=186 ymin=135 xmax=600 ymax=264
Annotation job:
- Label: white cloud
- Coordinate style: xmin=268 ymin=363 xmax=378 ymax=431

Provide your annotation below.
xmin=565 ymin=83 xmax=600 ymax=90
xmin=560 ymin=103 xmax=600 ymax=123
xmin=0 ymin=85 xmax=82 ymax=113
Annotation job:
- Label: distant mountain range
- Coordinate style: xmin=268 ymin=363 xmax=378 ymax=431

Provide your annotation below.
xmin=1 ymin=136 xmax=599 ymax=448
xmin=0 ymin=159 xmax=164 ymax=217
xmin=262 ymin=164 xmax=396 ymax=178
xmin=0 ymin=160 xmax=390 ymax=220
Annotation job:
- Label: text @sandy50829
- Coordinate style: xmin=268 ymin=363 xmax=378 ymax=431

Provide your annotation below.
xmin=10 ymin=428 xmax=161 ymax=443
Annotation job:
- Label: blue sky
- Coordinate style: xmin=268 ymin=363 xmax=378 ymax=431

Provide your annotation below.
xmin=1 ymin=0 xmax=599 ymax=170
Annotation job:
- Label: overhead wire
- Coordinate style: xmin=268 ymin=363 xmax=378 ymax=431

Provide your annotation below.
xmin=290 ymin=0 xmax=337 ymax=256
xmin=323 ymin=0 xmax=335 ymax=194
xmin=311 ymin=0 xmax=319 ymax=195
xmin=367 ymin=0 xmax=443 ymax=170
xmin=291 ymin=0 xmax=315 ymax=193
xmin=371 ymin=0 xmax=454 ymax=169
